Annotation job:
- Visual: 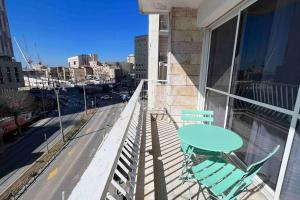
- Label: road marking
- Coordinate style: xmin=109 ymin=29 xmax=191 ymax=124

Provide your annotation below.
xmin=47 ymin=167 xmax=58 ymax=180
xmin=68 ymin=149 xmax=74 ymax=156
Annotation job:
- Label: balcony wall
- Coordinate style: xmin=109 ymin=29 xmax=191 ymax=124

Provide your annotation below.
xmin=165 ymin=7 xmax=202 ymax=124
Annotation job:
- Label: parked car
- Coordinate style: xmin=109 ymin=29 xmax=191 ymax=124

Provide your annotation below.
xmin=100 ymin=95 xmax=112 ymax=100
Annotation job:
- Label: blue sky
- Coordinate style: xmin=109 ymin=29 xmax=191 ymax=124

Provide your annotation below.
xmin=7 ymin=0 xmax=148 ymax=67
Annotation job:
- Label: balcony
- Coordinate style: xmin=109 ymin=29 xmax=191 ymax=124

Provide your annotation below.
xmin=68 ymin=80 xmax=270 ymax=200
xmin=159 ymin=15 xmax=169 ymax=35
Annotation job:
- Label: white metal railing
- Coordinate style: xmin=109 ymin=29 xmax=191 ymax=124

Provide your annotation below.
xmin=69 ymin=80 xmax=146 ymax=200
xmin=159 ymin=15 xmax=169 ymax=32
xmin=233 ymin=81 xmax=298 ymax=111
xmin=148 ymin=79 xmax=168 ymax=111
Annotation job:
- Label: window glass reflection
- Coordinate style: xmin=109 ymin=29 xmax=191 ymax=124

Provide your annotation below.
xmin=207 ymin=16 xmax=237 ymax=92
xmin=280 ymin=120 xmax=300 ymax=200
xmin=227 ymin=98 xmax=289 ymax=189
xmin=231 ymin=0 xmax=300 ymax=110
xmin=205 ymin=90 xmax=227 ymax=127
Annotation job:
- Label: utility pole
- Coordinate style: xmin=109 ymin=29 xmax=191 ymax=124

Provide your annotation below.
xmin=44 ymin=133 xmax=49 ymax=153
xmin=83 ymin=84 xmax=87 ymax=115
xmin=54 ymin=88 xmax=65 ymax=142
xmin=41 ymin=78 xmax=45 ymax=114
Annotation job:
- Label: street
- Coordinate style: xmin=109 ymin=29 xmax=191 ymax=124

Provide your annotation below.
xmin=0 ymin=89 xmax=83 ymax=193
xmin=20 ymin=103 xmax=124 ymax=200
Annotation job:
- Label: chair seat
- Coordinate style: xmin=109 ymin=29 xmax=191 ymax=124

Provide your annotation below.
xmin=210 ymin=168 xmax=245 ymax=197
xmin=191 ymin=158 xmax=246 ymax=198
xmin=189 ymin=146 xmax=280 ymax=200
xmin=191 ymin=158 xmax=226 ymax=179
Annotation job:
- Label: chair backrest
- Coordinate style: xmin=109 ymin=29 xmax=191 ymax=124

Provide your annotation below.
xmin=181 ymin=109 xmax=214 ymax=126
xmin=244 ymin=145 xmax=280 ymax=181
xmin=224 ymin=145 xmax=280 ymax=200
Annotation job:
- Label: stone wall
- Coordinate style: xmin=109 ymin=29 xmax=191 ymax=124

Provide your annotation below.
xmin=166 ymin=7 xmax=202 ymax=124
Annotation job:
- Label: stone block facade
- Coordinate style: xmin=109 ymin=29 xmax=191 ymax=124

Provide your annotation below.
xmin=165 ymin=7 xmax=202 ymax=125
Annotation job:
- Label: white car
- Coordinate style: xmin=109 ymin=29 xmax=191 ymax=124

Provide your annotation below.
xmin=100 ymin=95 xmax=112 ymax=100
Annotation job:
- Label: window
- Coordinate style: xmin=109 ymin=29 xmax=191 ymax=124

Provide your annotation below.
xmin=231 ymin=0 xmax=300 ymax=111
xmin=7 ymin=67 xmax=12 ymax=82
xmin=206 ymin=16 xmax=237 ymax=92
xmin=280 ymin=120 xmax=300 ymax=200
xmin=203 ymin=0 xmax=300 ymax=196
xmin=0 ymin=67 xmax=3 ymax=84
xmin=205 ymin=90 xmax=227 ymax=127
xmin=227 ymin=98 xmax=289 ymax=189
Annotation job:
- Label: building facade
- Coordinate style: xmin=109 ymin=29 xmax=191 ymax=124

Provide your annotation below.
xmin=134 ymin=35 xmax=148 ymax=86
xmin=0 ymin=0 xmax=24 ymax=89
xmin=141 ymin=0 xmax=300 ymax=199
xmin=68 ymin=55 xmax=90 ymax=68
xmin=69 ymin=68 xmax=85 ymax=83
xmin=0 ymin=0 xmax=13 ymax=58
xmin=68 ymin=54 xmax=98 ymax=82
xmin=127 ymin=54 xmax=135 ymax=64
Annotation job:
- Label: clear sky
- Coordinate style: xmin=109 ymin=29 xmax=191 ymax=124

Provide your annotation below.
xmin=6 ymin=0 xmax=148 ymax=67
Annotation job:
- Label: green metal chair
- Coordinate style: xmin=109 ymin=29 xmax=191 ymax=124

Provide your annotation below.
xmin=190 ymin=145 xmax=280 ymax=200
xmin=181 ymin=109 xmax=215 ymax=155
xmin=179 ymin=110 xmax=218 ymax=183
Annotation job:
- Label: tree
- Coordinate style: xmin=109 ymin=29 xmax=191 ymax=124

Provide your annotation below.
xmin=0 ymin=89 xmax=34 ymax=135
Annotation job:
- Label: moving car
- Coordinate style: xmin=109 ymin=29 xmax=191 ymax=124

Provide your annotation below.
xmin=100 ymin=95 xmax=112 ymax=100
xmin=120 ymin=94 xmax=130 ymax=102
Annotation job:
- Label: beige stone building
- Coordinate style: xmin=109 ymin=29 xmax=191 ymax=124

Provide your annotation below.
xmin=126 ymin=54 xmax=135 ymax=64
xmin=147 ymin=12 xmax=201 ymax=124
xmin=68 ymin=54 xmax=98 ymax=82
xmin=70 ymin=67 xmax=85 ymax=83
xmin=68 ymin=55 xmax=90 ymax=68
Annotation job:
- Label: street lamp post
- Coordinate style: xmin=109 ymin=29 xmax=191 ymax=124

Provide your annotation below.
xmin=83 ymin=85 xmax=87 ymax=115
xmin=54 ymin=88 xmax=65 ymax=142
xmin=41 ymin=78 xmax=46 ymax=114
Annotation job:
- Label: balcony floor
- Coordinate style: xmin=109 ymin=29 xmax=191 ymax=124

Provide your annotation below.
xmin=136 ymin=112 xmax=268 ymax=200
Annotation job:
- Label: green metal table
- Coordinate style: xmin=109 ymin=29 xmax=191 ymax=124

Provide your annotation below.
xmin=178 ymin=124 xmax=243 ymax=153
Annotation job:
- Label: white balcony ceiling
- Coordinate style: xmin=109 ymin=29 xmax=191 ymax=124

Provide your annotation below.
xmin=138 ymin=0 xmax=243 ymax=27
xmin=138 ymin=0 xmax=204 ymax=13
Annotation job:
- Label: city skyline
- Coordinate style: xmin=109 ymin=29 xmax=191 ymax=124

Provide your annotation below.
xmin=7 ymin=0 xmax=147 ymax=67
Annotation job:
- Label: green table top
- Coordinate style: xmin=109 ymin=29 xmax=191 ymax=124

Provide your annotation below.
xmin=178 ymin=124 xmax=243 ymax=152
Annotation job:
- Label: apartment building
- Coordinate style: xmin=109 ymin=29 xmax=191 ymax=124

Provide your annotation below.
xmin=70 ymin=1 xmax=300 ymax=200
xmin=134 ymin=35 xmax=148 ymax=86
xmin=68 ymin=55 xmax=89 ymax=68
xmin=144 ymin=0 xmax=300 ymax=199
xmin=0 ymin=0 xmax=24 ymax=89
xmin=126 ymin=54 xmax=135 ymax=64
xmin=68 ymin=54 xmax=97 ymax=82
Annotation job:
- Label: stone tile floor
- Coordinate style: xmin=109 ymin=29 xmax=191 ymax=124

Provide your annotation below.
xmin=136 ymin=113 xmax=269 ymax=200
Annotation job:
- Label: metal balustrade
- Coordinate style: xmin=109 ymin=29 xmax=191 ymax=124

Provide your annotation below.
xmin=234 ymin=81 xmax=298 ymax=111
xmin=69 ymin=80 xmax=146 ymax=200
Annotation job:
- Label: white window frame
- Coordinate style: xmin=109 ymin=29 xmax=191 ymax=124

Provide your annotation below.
xmin=198 ymin=0 xmax=300 ymax=199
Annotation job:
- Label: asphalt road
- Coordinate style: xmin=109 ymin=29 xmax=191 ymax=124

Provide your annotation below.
xmin=0 ymin=89 xmax=85 ymax=193
xmin=20 ymin=103 xmax=124 ymax=200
